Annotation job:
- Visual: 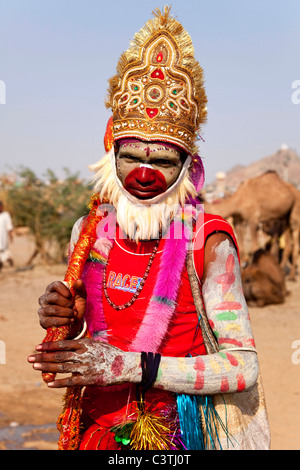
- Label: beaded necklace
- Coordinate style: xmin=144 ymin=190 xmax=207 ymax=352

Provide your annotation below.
xmin=103 ymin=237 xmax=160 ymax=311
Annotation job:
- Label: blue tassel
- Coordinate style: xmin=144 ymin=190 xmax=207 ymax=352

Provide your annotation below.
xmin=176 ymin=394 xmax=235 ymax=450
xmin=197 ymin=395 xmax=223 ymax=449
xmin=198 ymin=395 xmax=237 ymax=449
xmin=176 ymin=394 xmax=205 ymax=450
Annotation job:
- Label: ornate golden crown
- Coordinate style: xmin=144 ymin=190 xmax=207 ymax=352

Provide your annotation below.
xmin=105 ymin=7 xmax=207 ymax=154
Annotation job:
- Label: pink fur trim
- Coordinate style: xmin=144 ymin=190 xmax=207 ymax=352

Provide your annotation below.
xmin=131 ymin=301 xmax=174 ymax=353
xmin=83 ymin=207 xmax=196 ymax=354
xmin=130 ymin=219 xmax=191 ymax=353
xmin=82 ymin=260 xmax=107 ymax=338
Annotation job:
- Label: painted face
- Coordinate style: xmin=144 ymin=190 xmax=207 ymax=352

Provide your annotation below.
xmin=116 ymin=141 xmax=183 ymax=200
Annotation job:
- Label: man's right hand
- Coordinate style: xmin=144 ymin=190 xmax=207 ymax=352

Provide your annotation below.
xmin=38 ymin=279 xmax=87 ymax=336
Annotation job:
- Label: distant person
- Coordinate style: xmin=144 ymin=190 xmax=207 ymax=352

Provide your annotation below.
xmin=0 ymin=201 xmax=14 ymax=270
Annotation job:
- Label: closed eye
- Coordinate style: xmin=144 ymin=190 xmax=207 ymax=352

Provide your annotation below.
xmin=118 ymin=154 xmax=140 ymax=163
xmin=151 ymin=158 xmax=175 ymax=166
xmin=118 ymin=154 xmax=179 ymax=167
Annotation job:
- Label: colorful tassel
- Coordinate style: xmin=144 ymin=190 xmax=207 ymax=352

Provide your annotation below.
xmin=129 ymin=402 xmax=183 ymax=451
xmin=112 ymin=422 xmax=134 ymax=446
xmin=176 ymin=394 xmax=205 ymax=450
xmin=177 ymin=393 xmax=236 ymax=450
xmin=197 ymin=395 xmax=236 ymax=449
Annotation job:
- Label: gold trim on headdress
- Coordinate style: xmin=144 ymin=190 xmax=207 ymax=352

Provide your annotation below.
xmin=105 ymin=6 xmax=207 ymax=154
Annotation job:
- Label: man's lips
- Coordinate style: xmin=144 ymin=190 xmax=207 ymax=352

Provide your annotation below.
xmin=125 ymin=185 xmax=161 ymax=199
xmin=124 ymin=167 xmax=167 ymax=199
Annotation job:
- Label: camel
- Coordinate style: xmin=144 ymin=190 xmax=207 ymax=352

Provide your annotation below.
xmin=205 ymin=171 xmax=295 ymax=263
xmin=279 ymin=183 xmax=300 ymax=280
xmin=241 ymin=249 xmax=287 ymax=307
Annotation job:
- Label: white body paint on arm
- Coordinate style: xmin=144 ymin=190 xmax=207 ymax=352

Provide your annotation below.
xmin=146 ymin=238 xmax=259 ymax=395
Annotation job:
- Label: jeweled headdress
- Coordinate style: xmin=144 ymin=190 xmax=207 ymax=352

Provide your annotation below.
xmin=105 ymin=6 xmax=207 ymax=155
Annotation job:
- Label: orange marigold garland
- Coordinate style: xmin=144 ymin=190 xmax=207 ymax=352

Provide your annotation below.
xmin=40 ymin=193 xmax=106 ymax=450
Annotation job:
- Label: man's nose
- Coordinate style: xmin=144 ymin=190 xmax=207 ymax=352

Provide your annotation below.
xmin=135 ymin=167 xmax=156 ymax=186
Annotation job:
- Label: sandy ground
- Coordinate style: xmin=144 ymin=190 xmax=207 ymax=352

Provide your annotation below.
xmin=0 ymin=232 xmax=300 ymax=450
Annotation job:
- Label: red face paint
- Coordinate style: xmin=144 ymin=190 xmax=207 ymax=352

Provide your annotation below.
xmin=124 ymin=166 xmax=167 ymax=199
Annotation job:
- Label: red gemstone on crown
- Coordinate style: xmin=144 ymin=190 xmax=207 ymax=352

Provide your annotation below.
xmin=150 ymin=69 xmax=165 ymax=80
xmin=146 ymin=108 xmax=159 ymax=119
xmin=156 ymin=52 xmax=163 ymax=62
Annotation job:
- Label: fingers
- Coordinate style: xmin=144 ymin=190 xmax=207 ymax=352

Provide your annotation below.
xmin=28 ymin=340 xmax=81 ymax=363
xmin=39 ymin=284 xmax=73 ymax=310
xmin=72 ymin=279 xmax=87 ymax=322
xmin=29 ymin=359 xmax=85 ymax=388
xmin=37 ymin=339 xmax=83 ymax=353
xmin=38 ymin=306 xmax=75 ymax=328
xmin=39 ymin=281 xmax=73 ymax=305
xmin=39 ymin=291 xmax=73 ymax=309
xmin=47 ymin=374 xmax=84 ymax=388
xmin=27 ymin=340 xmax=88 ymax=386
xmin=28 ymin=339 xmax=90 ymax=388
xmin=28 ymin=350 xmax=74 ymax=364
xmin=38 ymin=280 xmax=88 ymax=330
xmin=73 ymin=279 xmax=87 ymax=300
xmin=38 ymin=281 xmax=76 ymax=329
xmin=33 ymin=360 xmax=77 ymax=374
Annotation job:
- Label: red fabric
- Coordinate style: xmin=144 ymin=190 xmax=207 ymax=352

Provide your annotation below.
xmin=80 ymin=212 xmax=239 ymax=449
xmin=193 ymin=213 xmax=239 ymax=281
xmin=80 ymin=424 xmax=121 ymax=450
xmin=80 ymin=387 xmax=178 ymax=450
xmin=103 ymin=224 xmax=206 ymax=357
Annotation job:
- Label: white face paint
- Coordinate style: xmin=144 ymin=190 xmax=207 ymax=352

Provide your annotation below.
xmin=112 ymin=145 xmax=192 ymax=206
xmin=140 ymin=163 xmax=154 ymax=169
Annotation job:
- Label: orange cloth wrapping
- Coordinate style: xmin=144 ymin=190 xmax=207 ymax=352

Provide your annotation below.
xmin=39 ymin=195 xmax=105 ymax=450
xmin=41 ymin=196 xmax=103 ymax=383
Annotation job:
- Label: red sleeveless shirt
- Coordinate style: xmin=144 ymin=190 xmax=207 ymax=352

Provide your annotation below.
xmin=79 ymin=213 xmax=238 ymax=447
xmin=102 ymin=213 xmax=237 ymax=356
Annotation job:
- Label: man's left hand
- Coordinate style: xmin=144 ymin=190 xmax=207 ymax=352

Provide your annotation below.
xmin=27 ymin=338 xmax=132 ymax=388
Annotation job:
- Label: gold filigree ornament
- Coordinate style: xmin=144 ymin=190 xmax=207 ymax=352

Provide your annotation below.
xmin=105 ymin=6 xmax=207 ymax=155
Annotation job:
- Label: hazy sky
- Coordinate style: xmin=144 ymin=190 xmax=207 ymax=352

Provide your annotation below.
xmin=1 ymin=0 xmax=299 ymax=184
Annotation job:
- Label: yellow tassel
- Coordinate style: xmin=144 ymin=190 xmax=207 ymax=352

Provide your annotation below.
xmin=129 ymin=408 xmax=176 ymax=451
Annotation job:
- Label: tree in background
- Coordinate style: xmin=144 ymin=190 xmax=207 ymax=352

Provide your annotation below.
xmin=6 ymin=167 xmax=92 ymax=265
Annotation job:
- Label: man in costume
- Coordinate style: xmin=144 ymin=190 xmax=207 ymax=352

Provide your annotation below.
xmin=28 ymin=7 xmax=270 ymax=450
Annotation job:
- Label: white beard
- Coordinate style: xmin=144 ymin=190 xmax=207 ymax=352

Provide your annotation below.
xmin=116 ymin=193 xmax=179 ymax=242
xmin=89 ymin=148 xmax=197 ymax=242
